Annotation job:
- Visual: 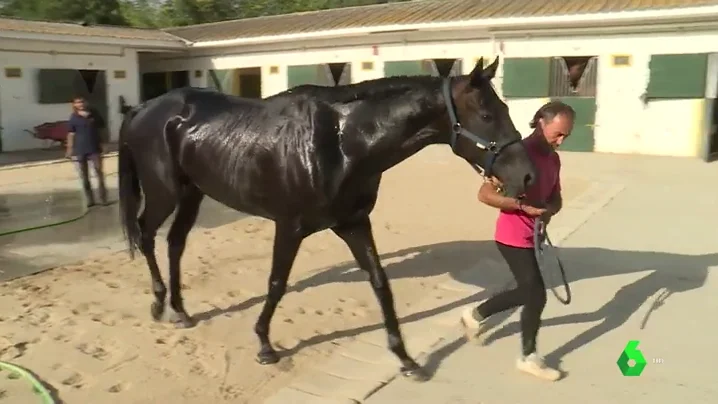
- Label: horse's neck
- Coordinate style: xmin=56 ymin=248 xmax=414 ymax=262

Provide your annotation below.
xmin=350 ymin=89 xmax=445 ymax=175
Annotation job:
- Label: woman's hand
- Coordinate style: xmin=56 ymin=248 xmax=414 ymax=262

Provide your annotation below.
xmin=520 ymin=203 xmax=547 ymax=217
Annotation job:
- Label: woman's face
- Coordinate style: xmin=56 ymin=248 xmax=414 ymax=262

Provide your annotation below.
xmin=539 ymin=113 xmax=574 ymax=149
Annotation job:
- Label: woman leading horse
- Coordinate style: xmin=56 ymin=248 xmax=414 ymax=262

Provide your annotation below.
xmin=462 ymin=100 xmax=575 ymax=381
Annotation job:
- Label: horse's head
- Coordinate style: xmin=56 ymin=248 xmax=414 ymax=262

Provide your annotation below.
xmin=444 ymin=57 xmax=536 ymax=198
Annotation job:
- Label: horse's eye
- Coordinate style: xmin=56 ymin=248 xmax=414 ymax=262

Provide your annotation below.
xmin=481 ymin=113 xmax=493 ymax=122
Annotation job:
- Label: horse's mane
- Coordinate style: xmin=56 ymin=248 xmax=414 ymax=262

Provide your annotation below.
xmin=275 ymin=75 xmax=456 ymax=104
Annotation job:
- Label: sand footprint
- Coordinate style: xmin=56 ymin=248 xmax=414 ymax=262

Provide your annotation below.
xmin=107 ymin=382 xmax=128 ymax=393
xmin=76 ymin=341 xmax=114 ymax=361
xmin=59 ymin=371 xmax=85 ymax=389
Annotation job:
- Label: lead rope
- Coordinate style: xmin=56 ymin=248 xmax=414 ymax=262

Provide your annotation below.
xmin=534 ymin=218 xmax=572 ymax=305
xmin=485 ymin=179 xmax=571 ymax=305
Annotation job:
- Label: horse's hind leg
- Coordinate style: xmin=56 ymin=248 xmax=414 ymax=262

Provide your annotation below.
xmin=138 ymin=192 xmax=176 ymax=321
xmin=254 ymin=221 xmax=303 ymax=364
xmin=332 ymin=215 xmax=428 ymax=381
xmin=166 ymin=185 xmax=204 ymax=328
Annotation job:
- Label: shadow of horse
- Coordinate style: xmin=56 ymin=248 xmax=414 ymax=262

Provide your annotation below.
xmin=192 ymin=240 xmax=715 ymax=373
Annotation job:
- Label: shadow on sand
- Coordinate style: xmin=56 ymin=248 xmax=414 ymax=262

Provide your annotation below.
xmin=192 ymin=239 xmax=715 ymax=377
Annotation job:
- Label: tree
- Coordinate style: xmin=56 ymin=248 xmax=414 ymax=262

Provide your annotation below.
xmin=1 ymin=0 xmax=128 ymax=26
xmin=1 ymin=0 xmax=412 ymax=28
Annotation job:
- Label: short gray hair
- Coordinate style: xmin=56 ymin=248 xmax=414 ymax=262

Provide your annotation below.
xmin=529 ymin=100 xmax=576 ymax=129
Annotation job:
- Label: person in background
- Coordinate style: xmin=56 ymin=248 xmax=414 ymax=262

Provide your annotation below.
xmin=461 ymin=100 xmax=575 ymax=381
xmin=66 ymin=96 xmax=108 ymax=207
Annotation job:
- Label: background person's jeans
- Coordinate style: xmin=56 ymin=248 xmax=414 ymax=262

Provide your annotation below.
xmin=75 ymin=153 xmax=107 ymax=206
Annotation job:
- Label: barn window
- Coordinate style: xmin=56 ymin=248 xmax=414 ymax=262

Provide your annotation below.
xmin=140 ymin=70 xmax=188 ymax=101
xmin=37 ymin=69 xmax=106 ymax=104
xmin=427 ymin=59 xmax=462 ymax=77
xmin=502 ymin=58 xmax=551 ymax=98
xmin=383 ymin=59 xmax=461 ymax=78
xmin=549 ymin=56 xmax=597 ymax=97
xmin=646 ymin=53 xmax=708 ymax=99
xmin=502 ymin=57 xmax=597 ymax=98
xmin=383 ymin=60 xmax=427 ymax=77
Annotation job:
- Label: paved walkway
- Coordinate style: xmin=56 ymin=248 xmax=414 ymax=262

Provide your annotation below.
xmin=362 ymin=154 xmax=718 ymax=404
xmin=1 ymin=151 xmax=716 ymax=403
xmin=262 ymin=153 xmax=718 ymax=404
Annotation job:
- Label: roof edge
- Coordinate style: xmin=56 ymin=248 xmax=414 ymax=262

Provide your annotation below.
xmin=188 ymin=5 xmax=718 ymax=48
xmin=0 ymin=30 xmax=189 ymax=49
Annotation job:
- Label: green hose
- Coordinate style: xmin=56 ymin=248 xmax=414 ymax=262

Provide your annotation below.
xmin=0 ymin=208 xmax=89 ymax=237
xmin=0 ymin=361 xmax=56 ymax=404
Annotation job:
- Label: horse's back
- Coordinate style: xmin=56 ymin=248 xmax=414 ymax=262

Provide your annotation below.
xmin=125 ymin=86 xmax=347 ymax=218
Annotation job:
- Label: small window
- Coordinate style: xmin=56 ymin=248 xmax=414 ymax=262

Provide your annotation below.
xmin=5 ymin=67 xmax=21 ymax=78
xmin=194 ymin=70 xmax=203 ymax=78
xmin=361 ymin=61 xmax=373 ymax=71
xmin=113 ymin=70 xmax=126 ymax=79
xmin=612 ymin=55 xmax=631 ymax=67
xmin=269 ymin=66 xmax=279 ymax=74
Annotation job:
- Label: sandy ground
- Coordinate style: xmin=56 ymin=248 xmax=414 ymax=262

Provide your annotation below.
xmin=0 ymin=146 xmax=587 ymax=404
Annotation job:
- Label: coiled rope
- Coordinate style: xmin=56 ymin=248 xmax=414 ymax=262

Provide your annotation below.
xmin=534 ymin=219 xmax=572 ymax=305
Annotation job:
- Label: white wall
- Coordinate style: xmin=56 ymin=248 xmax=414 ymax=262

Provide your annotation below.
xmin=140 ymin=29 xmax=718 ymax=157
xmin=0 ymin=39 xmax=141 ymax=151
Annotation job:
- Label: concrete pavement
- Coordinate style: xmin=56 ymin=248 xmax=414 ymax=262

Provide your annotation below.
xmin=261 ymin=152 xmax=718 ymax=404
xmin=1 ymin=151 xmax=716 ymax=403
xmin=362 ymin=153 xmax=718 ymax=404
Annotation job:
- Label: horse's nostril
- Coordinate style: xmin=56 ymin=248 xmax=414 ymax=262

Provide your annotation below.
xmin=524 ymin=173 xmax=534 ymax=187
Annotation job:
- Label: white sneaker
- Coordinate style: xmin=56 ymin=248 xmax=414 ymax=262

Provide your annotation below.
xmin=460 ymin=306 xmax=489 ymax=343
xmin=516 ymin=353 xmax=562 ymax=381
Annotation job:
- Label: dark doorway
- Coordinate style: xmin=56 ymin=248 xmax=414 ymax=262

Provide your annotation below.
xmin=708 ymin=98 xmax=718 ymax=161
xmin=141 ymin=70 xmax=189 ymax=101
xmin=238 ymin=67 xmax=262 ymax=98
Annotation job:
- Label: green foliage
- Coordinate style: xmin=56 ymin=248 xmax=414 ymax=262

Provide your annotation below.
xmin=0 ymin=0 xmax=128 ymax=25
xmin=0 ymin=0 xmax=410 ymax=28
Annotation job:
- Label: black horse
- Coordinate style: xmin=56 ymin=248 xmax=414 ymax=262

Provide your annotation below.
xmin=118 ymin=57 xmax=536 ymax=379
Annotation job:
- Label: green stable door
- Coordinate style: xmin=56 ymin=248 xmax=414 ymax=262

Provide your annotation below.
xmin=502 ymin=57 xmax=597 ymax=152
xmin=555 ymin=97 xmax=596 ymax=152
xmin=383 ymin=60 xmax=428 ymax=77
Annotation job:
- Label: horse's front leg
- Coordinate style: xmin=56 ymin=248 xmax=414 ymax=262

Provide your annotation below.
xmin=332 ymin=215 xmax=428 ymax=381
xmin=254 ymin=221 xmax=303 ymax=365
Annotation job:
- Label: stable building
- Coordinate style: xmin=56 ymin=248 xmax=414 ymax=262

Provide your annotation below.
xmin=2 ymin=0 xmax=718 ymax=161
xmin=0 ymin=18 xmax=186 ymax=152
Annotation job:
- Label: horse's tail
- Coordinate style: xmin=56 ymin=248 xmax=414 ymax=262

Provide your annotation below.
xmin=118 ymin=106 xmax=143 ymax=259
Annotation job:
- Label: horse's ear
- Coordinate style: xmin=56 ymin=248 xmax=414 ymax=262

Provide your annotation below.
xmin=481 ymin=56 xmax=500 ymax=81
xmin=469 ymin=57 xmax=485 ymax=87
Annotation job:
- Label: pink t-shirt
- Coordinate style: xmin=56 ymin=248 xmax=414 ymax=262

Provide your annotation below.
xmin=494 ymin=135 xmax=561 ymax=248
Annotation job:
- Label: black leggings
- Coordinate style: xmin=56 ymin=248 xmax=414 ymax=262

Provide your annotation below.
xmin=477 ymin=241 xmax=547 ymax=356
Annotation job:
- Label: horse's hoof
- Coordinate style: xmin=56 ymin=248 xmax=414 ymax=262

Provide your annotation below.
xmin=170 ymin=312 xmax=196 ymax=329
xmin=401 ymin=366 xmax=429 ymax=382
xmin=256 ymin=350 xmax=280 ymax=365
xmin=150 ymin=302 xmax=165 ymax=321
